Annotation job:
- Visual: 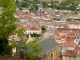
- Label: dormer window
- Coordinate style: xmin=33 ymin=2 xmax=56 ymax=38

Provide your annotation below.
xmin=77 ymin=36 xmax=79 ymax=39
xmin=75 ymin=36 xmax=79 ymax=39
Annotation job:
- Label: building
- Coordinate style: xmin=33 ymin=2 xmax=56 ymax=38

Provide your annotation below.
xmin=58 ymin=28 xmax=80 ymax=60
xmin=38 ymin=38 xmax=61 ymax=60
xmin=62 ymin=50 xmax=78 ymax=60
xmin=17 ymin=24 xmax=42 ymax=35
xmin=55 ymin=21 xmax=68 ymax=28
xmin=62 ymin=43 xmax=80 ymax=60
xmin=37 ymin=2 xmax=54 ymax=15
xmin=68 ymin=21 xmax=80 ymax=29
xmin=38 ymin=2 xmax=43 ymax=12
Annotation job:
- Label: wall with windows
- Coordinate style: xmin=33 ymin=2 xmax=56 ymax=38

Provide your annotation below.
xmin=62 ymin=56 xmax=76 ymax=60
xmin=48 ymin=46 xmax=61 ymax=60
xmin=68 ymin=24 xmax=80 ymax=29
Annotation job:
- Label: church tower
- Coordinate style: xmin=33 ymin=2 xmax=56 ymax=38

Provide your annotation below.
xmin=38 ymin=0 xmax=43 ymax=12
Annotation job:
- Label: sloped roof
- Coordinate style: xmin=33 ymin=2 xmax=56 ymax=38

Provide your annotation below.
xmin=63 ymin=40 xmax=74 ymax=47
xmin=38 ymin=38 xmax=59 ymax=54
xmin=17 ymin=25 xmax=31 ymax=30
xmin=68 ymin=21 xmax=79 ymax=24
xmin=62 ymin=50 xmax=78 ymax=57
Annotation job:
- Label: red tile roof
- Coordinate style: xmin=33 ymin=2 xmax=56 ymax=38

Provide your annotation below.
xmin=63 ymin=40 xmax=74 ymax=47
xmin=68 ymin=21 xmax=79 ymax=24
xmin=61 ymin=35 xmax=66 ymax=38
xmin=68 ymin=30 xmax=77 ymax=35
xmin=76 ymin=33 xmax=80 ymax=36
xmin=66 ymin=36 xmax=75 ymax=41
xmin=75 ymin=45 xmax=80 ymax=51
xmin=16 ymin=12 xmax=27 ymax=15
xmin=58 ymin=29 xmax=69 ymax=33
xmin=30 ymin=26 xmax=39 ymax=30
xmin=42 ymin=15 xmax=52 ymax=19
xmin=17 ymin=25 xmax=31 ymax=30
xmin=63 ymin=50 xmax=78 ymax=56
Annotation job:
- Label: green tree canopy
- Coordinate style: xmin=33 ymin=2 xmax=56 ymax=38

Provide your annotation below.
xmin=10 ymin=37 xmax=42 ymax=60
xmin=0 ymin=0 xmax=17 ymax=56
xmin=60 ymin=0 xmax=77 ymax=10
xmin=0 ymin=0 xmax=17 ymax=38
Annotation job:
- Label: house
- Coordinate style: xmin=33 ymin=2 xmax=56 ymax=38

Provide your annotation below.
xmin=38 ymin=38 xmax=61 ymax=60
xmin=60 ymin=29 xmax=80 ymax=60
xmin=62 ymin=50 xmax=78 ymax=60
xmin=57 ymin=28 xmax=69 ymax=37
xmin=57 ymin=28 xmax=79 ymax=37
xmin=22 ymin=8 xmax=29 ymax=13
xmin=62 ymin=43 xmax=80 ymax=60
xmin=30 ymin=26 xmax=42 ymax=34
xmin=56 ymin=28 xmax=80 ymax=60
xmin=68 ymin=21 xmax=80 ymax=29
xmin=55 ymin=21 xmax=68 ymax=28
xmin=41 ymin=15 xmax=52 ymax=22
xmin=17 ymin=24 xmax=42 ymax=35
xmin=55 ymin=36 xmax=61 ymax=43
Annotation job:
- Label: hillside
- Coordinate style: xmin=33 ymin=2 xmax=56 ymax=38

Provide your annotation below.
xmin=73 ymin=0 xmax=80 ymax=4
xmin=41 ymin=0 xmax=80 ymax=4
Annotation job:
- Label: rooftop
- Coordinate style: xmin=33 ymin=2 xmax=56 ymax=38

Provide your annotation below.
xmin=38 ymin=38 xmax=59 ymax=54
xmin=62 ymin=50 xmax=78 ymax=57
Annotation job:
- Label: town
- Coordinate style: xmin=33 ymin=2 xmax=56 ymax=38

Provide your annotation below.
xmin=0 ymin=0 xmax=80 ymax=60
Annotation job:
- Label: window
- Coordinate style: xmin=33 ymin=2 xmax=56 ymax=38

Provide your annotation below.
xmin=77 ymin=36 xmax=79 ymax=39
xmin=40 ymin=9 xmax=41 ymax=11
xmin=75 ymin=36 xmax=79 ymax=39
xmin=51 ymin=53 xmax=53 ymax=60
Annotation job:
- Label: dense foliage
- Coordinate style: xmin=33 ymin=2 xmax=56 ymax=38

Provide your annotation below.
xmin=59 ymin=0 xmax=77 ymax=10
xmin=0 ymin=0 xmax=17 ymax=57
xmin=15 ymin=0 xmax=80 ymax=11
xmin=12 ymin=38 xmax=42 ymax=60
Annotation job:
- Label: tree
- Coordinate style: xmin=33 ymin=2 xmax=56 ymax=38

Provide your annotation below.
xmin=15 ymin=0 xmax=19 ymax=3
xmin=25 ymin=38 xmax=42 ymax=60
xmin=60 ymin=0 xmax=77 ymax=10
xmin=0 ymin=0 xmax=17 ymax=57
xmin=74 ymin=10 xmax=78 ymax=15
xmin=42 ymin=2 xmax=48 ymax=8
xmin=10 ymin=37 xmax=42 ymax=60
xmin=50 ymin=1 xmax=54 ymax=8
xmin=21 ymin=2 xmax=27 ymax=7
